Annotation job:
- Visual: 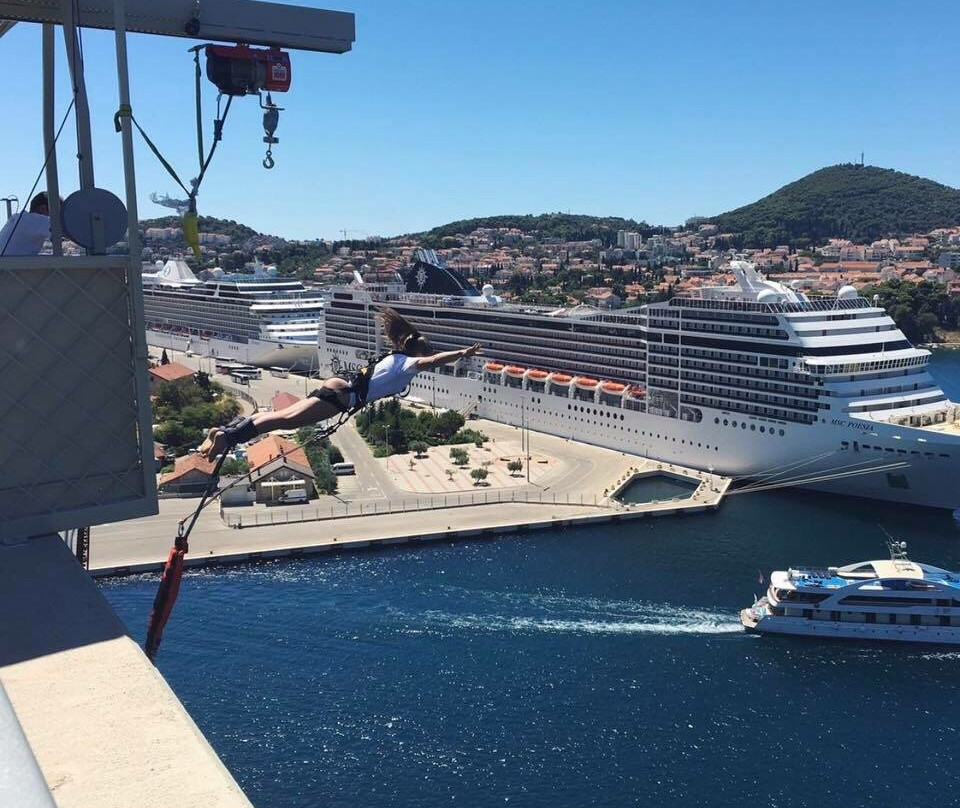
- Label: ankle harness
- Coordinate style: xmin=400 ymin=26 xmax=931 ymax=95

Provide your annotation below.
xmin=222 ymin=417 xmax=258 ymax=449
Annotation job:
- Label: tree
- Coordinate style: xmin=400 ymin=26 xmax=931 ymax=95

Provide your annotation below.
xmin=296 ymin=427 xmax=338 ymax=494
xmin=507 ymin=459 xmax=523 ymax=476
xmin=470 ymin=467 xmax=489 ymax=486
xmin=445 ymin=469 xmax=455 ymax=482
xmin=917 ymin=311 xmax=940 ymax=339
xmin=435 ymin=410 xmax=466 ymax=440
xmin=449 ymin=447 xmax=469 ymax=466
xmin=410 ymin=440 xmax=428 ymax=458
xmin=221 ymin=457 xmax=249 ymax=476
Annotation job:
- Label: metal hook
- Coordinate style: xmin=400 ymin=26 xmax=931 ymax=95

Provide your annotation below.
xmin=263 ymin=151 xmax=275 ymax=170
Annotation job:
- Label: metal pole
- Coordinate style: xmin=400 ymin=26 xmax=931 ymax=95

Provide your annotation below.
xmin=42 ymin=24 xmax=62 ymax=255
xmin=113 ymin=0 xmax=157 ymax=511
xmin=526 ymin=409 xmax=530 ymax=484
xmin=61 ymin=0 xmax=95 ymax=190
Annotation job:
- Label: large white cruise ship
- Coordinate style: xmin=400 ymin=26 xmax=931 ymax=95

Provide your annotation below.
xmin=317 ymin=250 xmax=960 ymax=509
xmin=142 ymin=259 xmax=325 ymax=371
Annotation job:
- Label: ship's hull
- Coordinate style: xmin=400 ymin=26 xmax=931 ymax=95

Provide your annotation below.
xmin=148 ymin=328 xmax=318 ymax=372
xmin=744 ymin=614 xmax=960 ymax=644
xmin=319 ymin=343 xmax=960 ymax=509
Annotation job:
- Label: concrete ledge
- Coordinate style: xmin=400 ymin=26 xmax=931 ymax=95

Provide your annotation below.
xmin=0 ymin=536 xmax=253 ymax=808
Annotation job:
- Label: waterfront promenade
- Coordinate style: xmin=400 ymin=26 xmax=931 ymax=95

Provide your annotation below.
xmin=90 ymin=457 xmax=731 ymax=575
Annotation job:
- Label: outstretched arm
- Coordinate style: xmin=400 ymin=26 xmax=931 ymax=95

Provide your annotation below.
xmin=416 ymin=343 xmax=481 ymax=371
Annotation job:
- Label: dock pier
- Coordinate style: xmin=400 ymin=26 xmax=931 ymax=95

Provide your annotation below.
xmin=90 ymin=459 xmax=732 ymax=578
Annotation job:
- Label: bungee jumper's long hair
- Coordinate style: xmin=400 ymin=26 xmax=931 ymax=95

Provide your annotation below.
xmin=380 ymin=306 xmax=432 ymax=356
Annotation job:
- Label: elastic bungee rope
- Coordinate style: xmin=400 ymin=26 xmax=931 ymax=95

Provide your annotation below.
xmin=144 ymin=353 xmax=395 ymax=661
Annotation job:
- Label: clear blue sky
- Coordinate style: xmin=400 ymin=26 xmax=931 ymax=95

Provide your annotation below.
xmin=1 ymin=0 xmax=957 ymax=240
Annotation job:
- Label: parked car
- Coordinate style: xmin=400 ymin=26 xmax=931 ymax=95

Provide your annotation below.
xmin=278 ymin=488 xmax=309 ymax=505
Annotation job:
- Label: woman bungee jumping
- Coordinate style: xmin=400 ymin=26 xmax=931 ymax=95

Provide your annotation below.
xmin=199 ymin=307 xmax=481 ymax=460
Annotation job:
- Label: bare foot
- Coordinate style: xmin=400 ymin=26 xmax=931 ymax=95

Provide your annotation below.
xmin=199 ymin=427 xmax=227 ymax=460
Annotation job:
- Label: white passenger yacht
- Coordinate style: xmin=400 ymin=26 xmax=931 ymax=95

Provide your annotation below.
xmin=317 ymin=250 xmax=960 ymax=508
xmin=741 ymin=541 xmax=960 ymax=643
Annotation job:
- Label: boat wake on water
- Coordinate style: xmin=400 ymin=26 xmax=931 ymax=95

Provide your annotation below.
xmin=391 ymin=590 xmax=742 ymax=637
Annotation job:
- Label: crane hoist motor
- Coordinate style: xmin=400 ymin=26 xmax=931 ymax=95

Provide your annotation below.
xmin=203 ymin=44 xmax=290 ymax=168
xmin=204 ymin=44 xmax=292 ymax=96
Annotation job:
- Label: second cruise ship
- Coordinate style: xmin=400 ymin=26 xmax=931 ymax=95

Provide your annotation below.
xmin=317 ymin=250 xmax=960 ymax=509
xmin=142 ymin=259 xmax=325 ymax=371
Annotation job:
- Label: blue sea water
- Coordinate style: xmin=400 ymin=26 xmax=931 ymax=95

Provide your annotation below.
xmin=100 ymin=351 xmax=960 ymax=808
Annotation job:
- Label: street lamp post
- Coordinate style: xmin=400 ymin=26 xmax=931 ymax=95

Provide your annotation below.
xmin=521 ymin=394 xmax=531 ymax=484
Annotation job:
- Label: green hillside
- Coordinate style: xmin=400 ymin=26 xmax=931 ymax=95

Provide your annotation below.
xmin=413 ymin=213 xmax=657 ymax=247
xmin=140 ymin=215 xmax=265 ymax=242
xmin=711 ymin=164 xmax=960 ymax=248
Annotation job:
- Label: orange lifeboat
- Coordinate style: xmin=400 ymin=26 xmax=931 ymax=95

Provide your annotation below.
xmin=601 ymin=381 xmax=627 ymax=394
xmin=574 ymin=377 xmax=599 ymax=389
xmin=550 ymin=373 xmax=573 ymax=385
xmin=505 ymin=365 xmax=526 ymax=377
xmin=485 ymin=362 xmax=505 ymax=372
xmin=526 ymin=369 xmax=549 ymax=380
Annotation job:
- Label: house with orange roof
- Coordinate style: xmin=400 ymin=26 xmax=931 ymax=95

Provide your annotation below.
xmin=243 ymin=434 xmax=315 ymax=504
xmin=897 ymin=260 xmax=933 ymax=273
xmin=894 ymin=245 xmax=926 ymax=260
xmin=158 ymin=453 xmax=218 ymax=496
xmin=583 ymin=287 xmax=621 ymax=308
xmin=147 ymin=361 xmax=195 ymax=394
xmin=271 ymin=391 xmax=301 ymax=411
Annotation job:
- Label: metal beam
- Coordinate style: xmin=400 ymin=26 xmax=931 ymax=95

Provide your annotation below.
xmin=0 ymin=0 xmax=354 ymax=52
xmin=41 ymin=23 xmax=62 ymax=255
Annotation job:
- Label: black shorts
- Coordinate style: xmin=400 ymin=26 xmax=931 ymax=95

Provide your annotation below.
xmin=308 ymin=386 xmax=351 ymax=413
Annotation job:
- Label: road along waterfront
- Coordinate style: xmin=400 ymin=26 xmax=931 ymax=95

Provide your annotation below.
xmin=90 ymin=463 xmax=731 ymax=576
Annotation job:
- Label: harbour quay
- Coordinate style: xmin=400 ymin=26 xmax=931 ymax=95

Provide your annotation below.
xmin=89 ymin=459 xmax=731 ymax=578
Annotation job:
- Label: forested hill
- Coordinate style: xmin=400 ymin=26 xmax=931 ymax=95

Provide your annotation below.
xmin=140 ymin=215 xmax=266 ymax=242
xmin=712 ymin=164 xmax=960 ymax=248
xmin=412 ymin=213 xmax=656 ymax=246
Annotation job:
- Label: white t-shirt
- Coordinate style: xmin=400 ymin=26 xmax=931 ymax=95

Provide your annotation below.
xmin=0 ymin=212 xmax=50 ymax=256
xmin=365 ymin=353 xmax=421 ymax=401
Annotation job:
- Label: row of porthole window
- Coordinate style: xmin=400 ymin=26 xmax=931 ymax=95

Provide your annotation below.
xmin=412 ymin=382 xmax=452 ymax=394
xmin=468 ymin=384 xmax=755 ymax=448
xmin=476 ymin=393 xmax=723 ymax=448
xmin=714 ymin=415 xmax=785 ymax=436
xmin=569 ymin=404 xmax=626 ymax=421
xmin=476 ymin=398 xmax=722 ymax=449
